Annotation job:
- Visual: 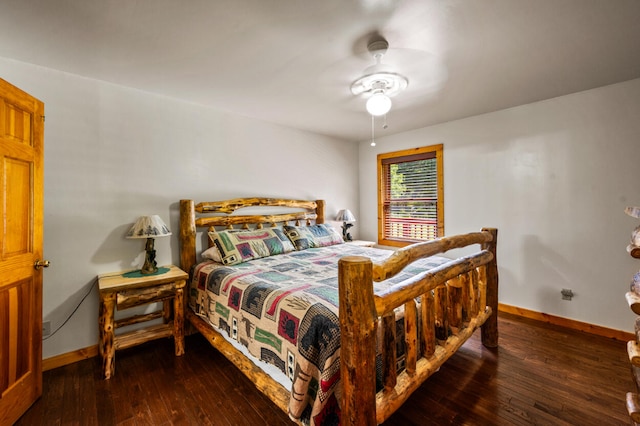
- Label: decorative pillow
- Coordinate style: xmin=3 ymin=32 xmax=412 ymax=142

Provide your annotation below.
xmin=202 ymin=228 xmax=264 ymax=263
xmin=208 ymin=228 xmax=295 ymax=265
xmin=283 ymin=224 xmax=344 ymax=250
xmin=202 ymin=228 xmax=253 ymax=263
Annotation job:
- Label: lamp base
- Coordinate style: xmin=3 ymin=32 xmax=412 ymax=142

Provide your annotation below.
xmin=341 ymin=222 xmax=353 ymax=242
xmin=140 ymin=237 xmax=158 ymax=274
xmin=140 ymin=262 xmax=158 ymax=275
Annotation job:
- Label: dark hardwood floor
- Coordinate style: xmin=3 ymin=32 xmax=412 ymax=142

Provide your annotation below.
xmin=16 ymin=312 xmax=633 ymax=425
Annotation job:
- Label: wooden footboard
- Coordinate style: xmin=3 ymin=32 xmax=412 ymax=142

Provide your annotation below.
xmin=339 ymin=229 xmax=498 ymax=425
xmin=179 ymin=198 xmax=498 ymax=426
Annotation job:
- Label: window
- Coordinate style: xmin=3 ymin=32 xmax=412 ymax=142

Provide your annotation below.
xmin=377 ymin=144 xmax=443 ymax=247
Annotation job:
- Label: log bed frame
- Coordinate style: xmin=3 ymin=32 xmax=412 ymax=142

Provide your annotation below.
xmin=179 ymin=197 xmax=498 ymax=425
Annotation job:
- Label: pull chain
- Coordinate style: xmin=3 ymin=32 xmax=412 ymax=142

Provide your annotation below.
xmin=370 ymin=114 xmax=376 ymax=147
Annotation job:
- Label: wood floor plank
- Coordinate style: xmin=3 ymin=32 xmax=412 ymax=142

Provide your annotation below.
xmin=75 ymin=359 xmax=99 ymax=426
xmin=15 ymin=312 xmax=634 ymax=425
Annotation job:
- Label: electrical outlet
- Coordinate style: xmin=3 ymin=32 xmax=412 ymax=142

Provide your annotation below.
xmin=43 ymin=321 xmax=51 ymax=337
xmin=561 ymin=288 xmax=574 ymax=301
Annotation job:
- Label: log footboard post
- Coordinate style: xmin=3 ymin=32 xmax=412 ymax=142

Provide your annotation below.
xmin=481 ymin=228 xmax=499 ymax=347
xmin=180 ymin=200 xmax=197 ymax=274
xmin=339 ymin=256 xmax=377 ymax=426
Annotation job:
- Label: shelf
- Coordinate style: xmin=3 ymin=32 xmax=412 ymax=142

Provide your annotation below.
xmin=114 ymin=322 xmax=174 ymax=351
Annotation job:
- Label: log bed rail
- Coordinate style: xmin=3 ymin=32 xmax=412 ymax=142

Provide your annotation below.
xmin=179 ymin=198 xmax=498 ymax=426
xmin=339 ymin=229 xmax=498 ymax=425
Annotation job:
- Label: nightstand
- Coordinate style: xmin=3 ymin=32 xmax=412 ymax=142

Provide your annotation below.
xmin=98 ymin=264 xmax=189 ymax=379
xmin=347 ymin=240 xmax=376 ymax=248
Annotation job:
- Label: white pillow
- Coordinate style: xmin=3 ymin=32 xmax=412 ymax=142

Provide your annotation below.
xmin=202 ymin=245 xmax=223 ymax=263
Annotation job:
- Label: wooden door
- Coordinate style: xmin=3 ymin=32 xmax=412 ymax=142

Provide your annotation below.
xmin=0 ymin=79 xmax=45 ymax=425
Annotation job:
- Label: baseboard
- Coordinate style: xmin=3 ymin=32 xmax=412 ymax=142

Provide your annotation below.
xmin=43 ymin=345 xmax=98 ymax=372
xmin=42 ymin=305 xmax=633 ymax=371
xmin=498 ymin=303 xmax=634 ymax=342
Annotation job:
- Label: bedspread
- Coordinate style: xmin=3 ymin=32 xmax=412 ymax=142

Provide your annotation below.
xmin=188 ymin=243 xmax=450 ymax=425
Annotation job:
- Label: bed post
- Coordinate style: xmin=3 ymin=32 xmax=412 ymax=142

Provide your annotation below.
xmin=180 ymin=199 xmax=197 ymax=274
xmin=339 ymin=256 xmax=377 ymax=426
xmin=315 ymin=199 xmax=325 ymax=224
xmin=481 ymin=227 xmax=499 ymax=348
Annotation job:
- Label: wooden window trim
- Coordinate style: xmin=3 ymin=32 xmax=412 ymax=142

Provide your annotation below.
xmin=377 ymin=144 xmax=444 ymax=248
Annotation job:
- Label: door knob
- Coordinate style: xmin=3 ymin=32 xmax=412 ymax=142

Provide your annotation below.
xmin=34 ymin=259 xmax=50 ymax=270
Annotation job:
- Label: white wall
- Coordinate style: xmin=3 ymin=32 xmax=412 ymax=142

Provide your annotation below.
xmin=3 ymin=54 xmax=638 ymax=359
xmin=359 ymin=78 xmax=640 ymax=332
xmin=1 ymin=57 xmax=359 ymax=359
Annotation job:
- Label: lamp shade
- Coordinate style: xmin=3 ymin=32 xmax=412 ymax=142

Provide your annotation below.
xmin=336 ymin=209 xmax=356 ymax=222
xmin=366 ymin=92 xmax=392 ymax=116
xmin=126 ymin=215 xmax=171 ymax=239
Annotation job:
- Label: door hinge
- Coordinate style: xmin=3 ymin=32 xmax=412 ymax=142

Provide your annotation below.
xmin=41 ymin=115 xmax=45 ymax=122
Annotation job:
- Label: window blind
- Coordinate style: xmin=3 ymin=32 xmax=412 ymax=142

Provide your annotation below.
xmin=382 ymin=151 xmax=439 ymax=242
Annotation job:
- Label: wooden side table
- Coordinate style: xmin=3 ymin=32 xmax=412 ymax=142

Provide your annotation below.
xmin=98 ymin=264 xmax=188 ymax=379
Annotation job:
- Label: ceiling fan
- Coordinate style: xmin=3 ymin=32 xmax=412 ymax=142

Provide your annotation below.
xmin=350 ymin=36 xmax=409 ymax=117
xmin=316 ymin=30 xmax=446 ymax=112
xmin=315 ymin=31 xmax=447 ymax=143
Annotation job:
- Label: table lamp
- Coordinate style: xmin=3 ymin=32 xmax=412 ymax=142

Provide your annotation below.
xmin=126 ymin=215 xmax=172 ymax=274
xmin=335 ymin=209 xmax=356 ymax=242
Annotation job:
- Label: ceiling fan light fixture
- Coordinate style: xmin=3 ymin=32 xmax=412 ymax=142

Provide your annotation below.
xmin=350 ymin=36 xmax=409 ymax=146
xmin=350 ymin=37 xmax=408 ymax=118
xmin=366 ymin=91 xmax=392 ymax=116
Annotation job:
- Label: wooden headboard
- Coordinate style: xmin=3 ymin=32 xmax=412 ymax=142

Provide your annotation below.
xmin=179 ymin=197 xmax=325 ymax=274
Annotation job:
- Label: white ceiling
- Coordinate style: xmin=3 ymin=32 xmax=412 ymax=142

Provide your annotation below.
xmin=1 ymin=0 xmax=639 ymax=141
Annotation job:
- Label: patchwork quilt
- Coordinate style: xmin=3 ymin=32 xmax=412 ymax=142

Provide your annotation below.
xmin=188 ymin=243 xmax=450 ymax=425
